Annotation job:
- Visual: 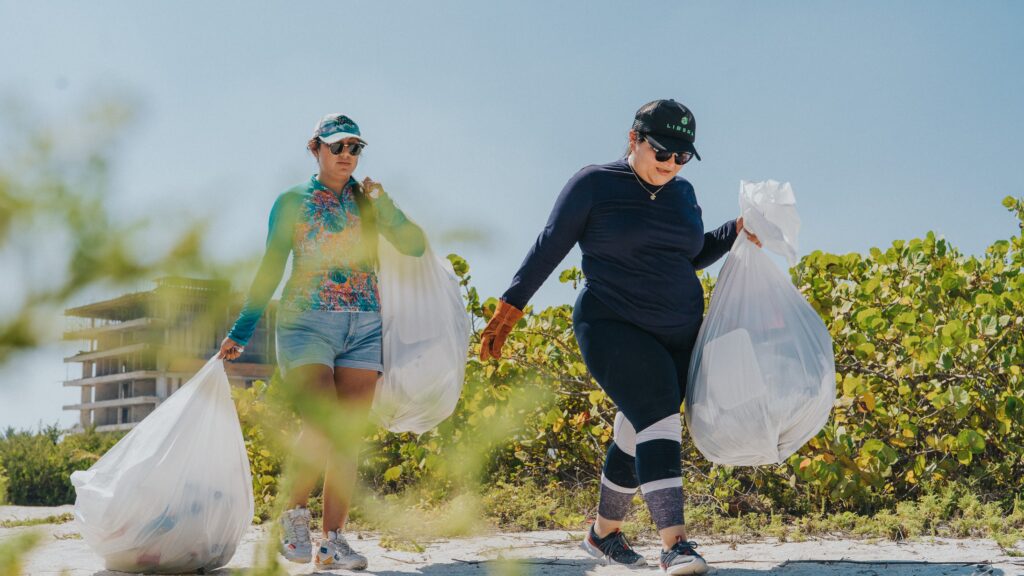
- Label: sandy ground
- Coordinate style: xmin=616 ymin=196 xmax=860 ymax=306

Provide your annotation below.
xmin=3 ymin=506 xmax=1023 ymax=576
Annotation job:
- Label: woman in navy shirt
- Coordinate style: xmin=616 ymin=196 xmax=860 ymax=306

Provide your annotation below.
xmin=480 ymin=100 xmax=760 ymax=575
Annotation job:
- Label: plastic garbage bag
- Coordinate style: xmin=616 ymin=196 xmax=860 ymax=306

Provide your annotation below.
xmin=375 ymin=236 xmax=472 ymax=434
xmin=71 ymin=358 xmax=253 ymax=573
xmin=686 ymin=180 xmax=835 ymax=465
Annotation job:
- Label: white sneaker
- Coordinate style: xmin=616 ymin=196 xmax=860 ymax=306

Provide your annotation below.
xmin=314 ymin=530 xmax=368 ymax=570
xmin=660 ymin=540 xmax=708 ymax=575
xmin=279 ymin=507 xmax=312 ymax=563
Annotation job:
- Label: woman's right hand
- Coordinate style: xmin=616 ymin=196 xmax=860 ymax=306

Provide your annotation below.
xmin=361 ymin=177 xmax=384 ymax=200
xmin=217 ymin=337 xmax=244 ymax=360
xmin=736 ymin=217 xmax=763 ymax=247
xmin=479 ymin=301 xmax=524 ymax=361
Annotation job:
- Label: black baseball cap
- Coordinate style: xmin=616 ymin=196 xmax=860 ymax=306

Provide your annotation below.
xmin=631 ymin=99 xmax=701 ymax=161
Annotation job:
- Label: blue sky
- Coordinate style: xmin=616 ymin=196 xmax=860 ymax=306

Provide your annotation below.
xmin=1 ymin=1 xmax=1022 ymax=430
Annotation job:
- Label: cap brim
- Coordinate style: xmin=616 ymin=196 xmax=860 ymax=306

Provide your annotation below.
xmin=646 ymin=134 xmax=701 ymax=161
xmin=319 ymin=131 xmax=366 ymax=145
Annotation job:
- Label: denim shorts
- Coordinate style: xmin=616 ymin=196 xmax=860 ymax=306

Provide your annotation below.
xmin=275 ymin=310 xmax=383 ymax=376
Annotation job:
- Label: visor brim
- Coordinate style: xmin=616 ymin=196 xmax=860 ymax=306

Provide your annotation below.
xmin=319 ymin=131 xmax=366 ymax=145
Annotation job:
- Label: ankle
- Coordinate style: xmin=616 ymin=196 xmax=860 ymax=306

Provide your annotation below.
xmin=593 ymin=519 xmax=622 ymax=540
xmin=661 ymin=534 xmax=688 ymax=552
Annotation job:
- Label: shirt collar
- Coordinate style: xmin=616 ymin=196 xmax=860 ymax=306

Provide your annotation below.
xmin=310 ymin=175 xmax=357 ymax=195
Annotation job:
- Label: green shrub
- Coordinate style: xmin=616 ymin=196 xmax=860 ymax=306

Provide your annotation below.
xmin=0 ymin=425 xmax=122 ymax=506
xmin=0 ymin=425 xmax=68 ymax=505
xmin=789 ymin=197 xmax=1024 ymax=512
xmin=481 ymin=480 xmax=589 ymax=531
xmin=233 ymin=375 xmax=296 ymax=522
xmin=0 ymin=462 xmax=7 ymax=505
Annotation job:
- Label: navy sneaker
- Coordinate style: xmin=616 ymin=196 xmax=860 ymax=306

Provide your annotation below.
xmin=660 ymin=539 xmax=708 ymax=574
xmin=579 ymin=525 xmax=646 ymax=568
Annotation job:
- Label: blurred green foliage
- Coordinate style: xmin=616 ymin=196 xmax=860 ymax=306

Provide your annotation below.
xmin=0 ymin=99 xmax=221 ymax=573
xmin=0 ymin=532 xmax=41 ymax=576
xmin=0 ymin=99 xmax=212 ymax=363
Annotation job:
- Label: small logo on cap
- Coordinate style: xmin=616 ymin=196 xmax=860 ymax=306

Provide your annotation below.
xmin=665 ymin=122 xmax=695 ymax=137
xmin=681 ymin=116 xmax=689 ymax=126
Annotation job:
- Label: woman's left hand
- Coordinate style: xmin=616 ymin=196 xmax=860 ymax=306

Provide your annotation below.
xmin=736 ymin=217 xmax=763 ymax=247
xmin=361 ymin=177 xmax=384 ymax=200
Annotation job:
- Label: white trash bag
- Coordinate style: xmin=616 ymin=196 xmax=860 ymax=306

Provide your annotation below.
xmin=375 ymin=237 xmax=472 ymax=434
xmin=71 ymin=358 xmax=253 ymax=573
xmin=686 ymin=180 xmax=836 ymax=466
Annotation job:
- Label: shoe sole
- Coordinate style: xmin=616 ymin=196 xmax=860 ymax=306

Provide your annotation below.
xmin=579 ymin=537 xmax=647 ymax=568
xmin=281 ymin=553 xmax=311 ymax=564
xmin=662 ymin=557 xmax=709 ymax=575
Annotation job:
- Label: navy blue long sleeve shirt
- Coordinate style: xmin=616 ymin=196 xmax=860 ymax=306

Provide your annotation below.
xmin=502 ymin=158 xmax=738 ymax=335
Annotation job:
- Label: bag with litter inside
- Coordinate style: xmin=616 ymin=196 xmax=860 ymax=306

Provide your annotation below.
xmin=71 ymin=358 xmax=253 ymax=573
xmin=686 ymin=180 xmax=836 ymax=465
xmin=374 ymin=236 xmax=472 ymax=434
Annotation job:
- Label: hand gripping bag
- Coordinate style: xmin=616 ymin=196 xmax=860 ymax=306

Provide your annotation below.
xmin=685 ymin=180 xmax=836 ymax=465
xmin=375 ymin=236 xmax=472 ymax=434
xmin=71 ymin=358 xmax=253 ymax=573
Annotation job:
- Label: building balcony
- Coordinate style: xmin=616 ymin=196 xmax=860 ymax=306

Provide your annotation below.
xmin=95 ymin=423 xmax=137 ymax=433
xmin=63 ymin=370 xmax=189 ymax=387
xmin=63 ymin=342 xmax=150 ymax=363
xmin=63 ymin=317 xmax=163 ymax=340
xmin=62 ymin=396 xmax=161 ymax=412
xmin=65 ymin=291 xmax=150 ymax=321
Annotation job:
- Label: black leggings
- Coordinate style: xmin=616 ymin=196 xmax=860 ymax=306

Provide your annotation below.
xmin=572 ymin=287 xmax=700 ymax=529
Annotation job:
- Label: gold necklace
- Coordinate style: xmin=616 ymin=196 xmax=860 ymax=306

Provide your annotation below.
xmin=629 ymin=164 xmax=667 ymax=200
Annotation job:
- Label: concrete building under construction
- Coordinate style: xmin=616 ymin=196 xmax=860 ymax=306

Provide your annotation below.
xmin=63 ymin=277 xmax=276 ymax=432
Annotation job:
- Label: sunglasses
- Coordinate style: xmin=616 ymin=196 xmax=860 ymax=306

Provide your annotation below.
xmin=639 ymin=136 xmax=693 ymax=165
xmin=327 ymin=141 xmax=366 ymax=156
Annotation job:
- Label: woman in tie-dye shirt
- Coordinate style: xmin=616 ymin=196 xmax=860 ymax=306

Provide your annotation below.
xmin=218 ymin=113 xmax=424 ymax=570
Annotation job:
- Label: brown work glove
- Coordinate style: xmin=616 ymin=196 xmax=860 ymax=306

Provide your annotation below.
xmin=479 ymin=300 xmax=524 ymax=361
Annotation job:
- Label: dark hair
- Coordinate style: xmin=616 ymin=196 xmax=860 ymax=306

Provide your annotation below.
xmin=623 ymin=100 xmax=661 ymax=157
xmin=623 ymin=131 xmax=647 ymax=158
xmin=307 ymin=137 xmax=380 ymax=269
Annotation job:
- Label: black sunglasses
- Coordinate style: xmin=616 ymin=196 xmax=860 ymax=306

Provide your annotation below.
xmin=327 ymin=141 xmax=366 ymax=156
xmin=639 ymin=135 xmax=692 ymax=165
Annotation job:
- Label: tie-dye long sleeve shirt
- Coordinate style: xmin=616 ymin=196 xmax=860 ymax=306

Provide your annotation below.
xmin=227 ymin=176 xmax=425 ymax=346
